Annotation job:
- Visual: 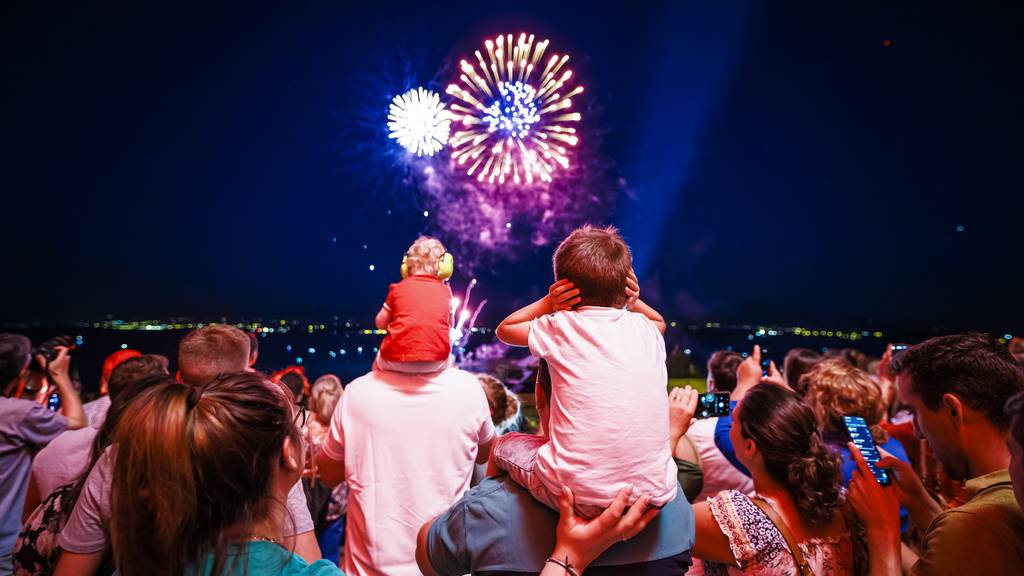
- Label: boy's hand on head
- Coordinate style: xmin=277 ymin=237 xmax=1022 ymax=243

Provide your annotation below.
xmin=625 ymin=269 xmax=640 ymax=309
xmin=549 ymin=279 xmax=582 ymax=311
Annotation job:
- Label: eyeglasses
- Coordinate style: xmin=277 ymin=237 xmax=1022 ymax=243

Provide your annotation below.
xmin=294 ymin=403 xmax=308 ymax=428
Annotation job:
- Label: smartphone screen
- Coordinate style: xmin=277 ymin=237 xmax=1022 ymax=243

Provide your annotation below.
xmin=46 ymin=392 xmax=61 ymax=412
xmin=760 ymin=348 xmax=771 ymax=376
xmin=697 ymin=392 xmax=731 ymax=418
xmin=843 ymin=415 xmax=891 ymax=486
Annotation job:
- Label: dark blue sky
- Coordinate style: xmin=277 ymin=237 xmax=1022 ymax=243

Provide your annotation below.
xmin=3 ymin=1 xmax=1021 ymax=331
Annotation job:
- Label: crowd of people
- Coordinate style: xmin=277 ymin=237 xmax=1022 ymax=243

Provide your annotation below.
xmin=2 ymin=226 xmax=1024 ymax=576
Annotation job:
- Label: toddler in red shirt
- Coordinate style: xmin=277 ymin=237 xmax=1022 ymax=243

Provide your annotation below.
xmin=374 ymin=236 xmax=454 ymax=373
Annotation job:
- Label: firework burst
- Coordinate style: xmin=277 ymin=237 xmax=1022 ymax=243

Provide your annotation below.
xmin=387 ymin=87 xmax=451 ymax=157
xmin=446 ymin=33 xmax=584 ymax=186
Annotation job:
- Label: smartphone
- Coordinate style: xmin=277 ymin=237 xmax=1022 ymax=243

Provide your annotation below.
xmin=843 ymin=415 xmax=891 ymax=486
xmin=46 ymin=392 xmax=61 ymax=412
xmin=760 ymin=348 xmax=771 ymax=376
xmin=696 ymin=392 xmax=731 ymax=418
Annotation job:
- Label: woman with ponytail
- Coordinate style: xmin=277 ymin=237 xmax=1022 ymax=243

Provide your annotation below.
xmin=109 ymin=372 xmax=341 ymax=576
xmin=690 ymin=381 xmax=868 ymax=575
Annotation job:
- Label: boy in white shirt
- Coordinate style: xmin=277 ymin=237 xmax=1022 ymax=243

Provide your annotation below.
xmin=494 ymin=225 xmax=677 ymax=517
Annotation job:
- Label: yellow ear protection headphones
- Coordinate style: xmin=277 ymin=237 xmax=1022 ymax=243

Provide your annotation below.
xmin=400 ymin=252 xmax=454 ymax=280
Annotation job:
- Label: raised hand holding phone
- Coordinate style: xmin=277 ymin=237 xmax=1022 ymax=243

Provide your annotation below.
xmin=843 ymin=415 xmax=890 ymax=486
xmin=847 ymin=441 xmax=902 ymax=576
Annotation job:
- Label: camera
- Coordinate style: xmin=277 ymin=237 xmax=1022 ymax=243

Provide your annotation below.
xmin=26 ymin=335 xmax=81 ymax=395
xmin=31 ymin=334 xmax=76 ymax=367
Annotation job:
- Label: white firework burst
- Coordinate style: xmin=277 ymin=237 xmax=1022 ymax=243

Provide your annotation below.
xmin=387 ymin=87 xmax=451 ymax=157
xmin=447 ymin=33 xmax=584 ymax=186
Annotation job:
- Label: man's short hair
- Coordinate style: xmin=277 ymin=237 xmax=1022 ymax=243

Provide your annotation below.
xmin=1006 ymin=392 xmax=1024 ymax=455
xmin=108 ymin=354 xmax=170 ymax=401
xmin=553 ymin=225 xmax=632 ymax=308
xmin=0 ymin=333 xmax=31 ymax=391
xmin=707 ymin=351 xmax=743 ymax=392
xmin=892 ymin=333 xmax=1024 ymax=428
xmin=178 ymin=325 xmax=251 ymax=386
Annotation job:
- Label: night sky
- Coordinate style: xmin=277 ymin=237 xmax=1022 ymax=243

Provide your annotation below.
xmin=3 ymin=1 xmax=1021 ymax=332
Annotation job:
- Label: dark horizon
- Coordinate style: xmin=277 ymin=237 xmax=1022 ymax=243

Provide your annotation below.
xmin=3 ymin=1 xmax=1021 ymax=333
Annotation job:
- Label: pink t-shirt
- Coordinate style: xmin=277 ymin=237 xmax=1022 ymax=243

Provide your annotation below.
xmin=528 ymin=307 xmax=678 ymax=508
xmin=60 ymin=448 xmax=313 ymax=553
xmin=32 ymin=426 xmax=98 ymax=500
xmin=321 ymin=367 xmax=496 ymax=576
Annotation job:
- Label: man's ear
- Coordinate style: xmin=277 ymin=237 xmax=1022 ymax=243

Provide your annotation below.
xmin=942 ymin=393 xmax=965 ymax=430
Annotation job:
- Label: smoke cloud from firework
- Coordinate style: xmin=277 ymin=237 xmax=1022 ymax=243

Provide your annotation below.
xmin=340 ymin=38 xmax=618 ymax=274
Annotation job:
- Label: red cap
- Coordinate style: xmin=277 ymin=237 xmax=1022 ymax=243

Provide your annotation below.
xmin=101 ymin=349 xmax=143 ymax=384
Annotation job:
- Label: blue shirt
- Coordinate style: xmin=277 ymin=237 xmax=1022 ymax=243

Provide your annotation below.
xmin=426 ymin=476 xmax=694 ymax=575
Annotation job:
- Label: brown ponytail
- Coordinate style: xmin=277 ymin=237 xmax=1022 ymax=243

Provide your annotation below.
xmin=111 ymin=372 xmax=298 ymax=576
xmin=738 ymin=383 xmax=843 ymax=526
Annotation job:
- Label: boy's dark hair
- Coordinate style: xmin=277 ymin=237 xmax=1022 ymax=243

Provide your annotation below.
xmin=553 ymin=225 xmax=632 ymax=308
xmin=0 ymin=333 xmax=32 ymax=392
xmin=707 ymin=351 xmax=743 ymax=392
xmin=892 ymin=333 xmax=1024 ymax=428
xmin=108 ymin=355 xmax=170 ymax=402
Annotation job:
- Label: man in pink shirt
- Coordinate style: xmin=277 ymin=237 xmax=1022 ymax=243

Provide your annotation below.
xmin=317 ymin=366 xmax=496 ymax=576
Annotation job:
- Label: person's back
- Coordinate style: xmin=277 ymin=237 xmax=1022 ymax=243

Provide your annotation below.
xmin=31 ymin=354 xmax=169 ymax=503
xmin=692 ymin=383 xmax=865 ymax=575
xmin=375 ymin=236 xmax=453 ymax=371
xmin=530 ymin=306 xmax=676 ymax=508
xmin=320 ymin=366 xmax=494 ymax=576
xmin=494 ymin=225 xmax=676 ymax=513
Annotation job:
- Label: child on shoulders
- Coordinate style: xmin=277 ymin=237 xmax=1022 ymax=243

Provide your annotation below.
xmin=493 ymin=225 xmax=676 ymax=517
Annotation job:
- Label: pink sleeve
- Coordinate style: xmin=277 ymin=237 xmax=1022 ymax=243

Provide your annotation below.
xmin=60 ymin=450 xmax=114 ymax=553
xmin=526 ymin=315 xmax=553 ymax=359
xmin=320 ymin=390 xmax=345 ymax=462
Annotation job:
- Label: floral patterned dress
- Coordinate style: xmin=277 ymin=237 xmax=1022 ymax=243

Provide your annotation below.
xmin=702 ymin=490 xmax=868 ymax=576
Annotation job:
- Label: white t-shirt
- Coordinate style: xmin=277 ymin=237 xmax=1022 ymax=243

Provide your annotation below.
xmin=528 ymin=307 xmax=678 ymax=508
xmin=321 ymin=366 xmax=496 ymax=576
xmin=684 ymin=417 xmax=754 ymax=503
